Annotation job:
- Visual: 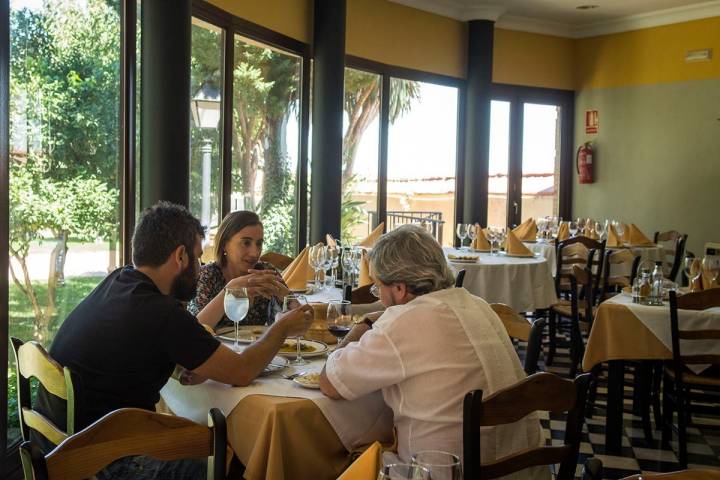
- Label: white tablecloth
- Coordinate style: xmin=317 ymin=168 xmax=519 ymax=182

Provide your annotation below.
xmin=525 ymin=241 xmax=556 ymax=271
xmin=444 ymin=247 xmax=557 ymax=312
xmin=160 ymin=346 xmax=393 ymax=451
xmin=606 ymin=293 xmax=720 ymax=373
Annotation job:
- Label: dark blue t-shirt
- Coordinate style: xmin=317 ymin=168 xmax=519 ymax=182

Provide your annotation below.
xmin=37 ymin=266 xmax=220 ymax=435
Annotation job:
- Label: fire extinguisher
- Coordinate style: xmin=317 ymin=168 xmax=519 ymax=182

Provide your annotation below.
xmin=576 ymin=142 xmax=594 ymax=184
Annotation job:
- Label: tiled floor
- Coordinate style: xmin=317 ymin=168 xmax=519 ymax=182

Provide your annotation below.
xmin=517 ymin=339 xmax=720 ymax=479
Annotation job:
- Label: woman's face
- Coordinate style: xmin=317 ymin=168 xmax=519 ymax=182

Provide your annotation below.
xmin=223 ymin=224 xmax=264 ymax=273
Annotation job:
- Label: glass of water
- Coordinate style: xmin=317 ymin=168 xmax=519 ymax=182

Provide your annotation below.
xmin=224 ymin=287 xmax=249 ymax=352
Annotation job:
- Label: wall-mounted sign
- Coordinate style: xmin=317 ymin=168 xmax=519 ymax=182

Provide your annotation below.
xmin=585 ymin=110 xmax=598 ymax=134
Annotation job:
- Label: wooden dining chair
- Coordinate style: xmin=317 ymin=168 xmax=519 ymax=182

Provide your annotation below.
xmin=490 ymin=303 xmax=546 ymax=375
xmin=20 ymin=407 xmax=227 ymax=480
xmin=351 ymin=284 xmax=376 ymax=304
xmin=661 ymin=288 xmax=720 ymax=468
xmin=455 ymin=269 xmax=466 ymax=288
xmin=10 ymin=337 xmax=81 ymax=448
xmin=653 ymin=231 xmax=688 ymax=281
xmin=259 ymin=251 xmax=294 ymax=270
xmin=622 ymin=470 xmax=720 ymax=480
xmin=600 ymin=249 xmax=641 ymax=299
xmin=554 ymin=237 xmax=606 ymax=302
xmin=463 ymin=372 xmax=593 ymax=480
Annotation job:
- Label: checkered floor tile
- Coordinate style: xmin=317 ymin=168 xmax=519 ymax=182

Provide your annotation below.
xmin=513 ymin=333 xmax=720 ymax=479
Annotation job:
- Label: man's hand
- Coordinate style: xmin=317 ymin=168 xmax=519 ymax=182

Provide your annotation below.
xmin=274 ymin=304 xmax=315 ymax=337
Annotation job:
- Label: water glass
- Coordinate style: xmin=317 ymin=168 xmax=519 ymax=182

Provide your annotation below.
xmin=411 ymin=451 xmax=462 ymax=480
xmin=282 ymin=294 xmax=308 ymax=365
xmin=377 ymin=464 xmax=431 ymax=480
xmin=224 ymin=287 xmax=249 ymax=352
xmin=327 ymin=246 xmax=340 ymax=286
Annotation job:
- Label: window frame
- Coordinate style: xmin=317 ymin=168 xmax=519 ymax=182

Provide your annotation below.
xmin=191 ymin=0 xmax=312 ymax=255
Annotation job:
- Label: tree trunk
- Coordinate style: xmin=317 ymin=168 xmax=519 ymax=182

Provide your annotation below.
xmin=10 ymin=256 xmax=49 ymax=342
xmin=108 ymin=230 xmax=118 ymax=272
xmin=47 ymin=231 xmax=68 ymax=320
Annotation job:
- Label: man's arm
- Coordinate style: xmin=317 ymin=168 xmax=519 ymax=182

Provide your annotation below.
xmin=192 ymin=305 xmax=313 ymax=386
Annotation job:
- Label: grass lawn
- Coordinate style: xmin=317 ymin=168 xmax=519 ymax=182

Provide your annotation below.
xmin=6 ymin=275 xmax=104 ymax=445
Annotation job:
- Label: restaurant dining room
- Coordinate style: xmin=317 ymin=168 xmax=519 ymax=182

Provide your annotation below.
xmin=1 ymin=0 xmax=720 ymax=478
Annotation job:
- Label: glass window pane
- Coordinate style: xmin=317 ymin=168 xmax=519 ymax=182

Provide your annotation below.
xmin=387 ymin=80 xmax=458 ymax=246
xmin=342 ymin=68 xmax=380 ymax=243
xmin=8 ymin=0 xmax=122 ymax=444
xmin=232 ymin=35 xmax=301 ymax=256
xmin=521 ymin=103 xmax=561 ymax=219
xmin=190 ymin=18 xmax=223 ymax=234
xmin=488 ymin=100 xmax=510 ymax=228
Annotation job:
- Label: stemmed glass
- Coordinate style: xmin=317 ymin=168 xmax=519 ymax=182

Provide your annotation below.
xmin=595 ymin=220 xmax=607 ymax=239
xmin=613 ymin=221 xmax=625 ymax=243
xmin=378 ymin=464 xmax=431 ymax=480
xmin=456 ymin=223 xmax=468 ymax=251
xmin=224 ymin=287 xmax=249 ymax=352
xmin=466 ymin=224 xmax=478 ymax=250
xmin=411 ymin=451 xmax=462 ymax=480
xmin=702 ymin=256 xmax=720 ymax=288
xmin=282 ymin=294 xmax=309 ymax=365
xmin=350 ymin=248 xmax=362 ymax=285
xmin=309 ymin=245 xmax=327 ymax=292
xmin=321 ymin=248 xmax=334 ymax=289
xmin=327 ymin=300 xmax=352 ymax=340
xmin=569 ymin=221 xmax=578 ymax=237
xmin=327 ymin=246 xmax=340 ymax=287
xmin=577 ymin=217 xmax=586 ymax=234
xmin=341 ymin=247 xmax=354 ymax=287
xmin=536 ymin=217 xmax=548 ymax=241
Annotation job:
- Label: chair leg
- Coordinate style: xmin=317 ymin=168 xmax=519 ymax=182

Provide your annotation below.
xmin=547 ymin=310 xmax=557 ymax=366
xmin=677 ymin=393 xmax=688 ymax=469
xmin=569 ymin=319 xmax=584 ymax=377
xmin=651 ymin=363 xmax=663 ymax=428
xmin=661 ymin=376 xmax=673 ymax=449
xmin=636 ymin=363 xmax=654 ymax=446
xmin=585 ymin=363 xmax=602 ymax=419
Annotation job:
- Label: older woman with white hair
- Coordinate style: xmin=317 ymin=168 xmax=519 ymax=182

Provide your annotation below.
xmin=320 ymin=225 xmax=546 ymax=478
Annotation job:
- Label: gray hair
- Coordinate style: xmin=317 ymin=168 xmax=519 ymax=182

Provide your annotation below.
xmin=368 ymin=224 xmax=455 ymax=295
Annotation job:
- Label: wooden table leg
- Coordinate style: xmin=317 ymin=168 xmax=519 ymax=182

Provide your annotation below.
xmin=605 ymin=360 xmax=624 ymax=454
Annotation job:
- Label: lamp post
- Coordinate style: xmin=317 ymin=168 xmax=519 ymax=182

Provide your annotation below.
xmin=191 ymin=81 xmax=221 ymax=228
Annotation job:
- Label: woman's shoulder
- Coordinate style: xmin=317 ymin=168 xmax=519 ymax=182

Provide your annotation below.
xmin=199 ymin=262 xmax=224 ymax=281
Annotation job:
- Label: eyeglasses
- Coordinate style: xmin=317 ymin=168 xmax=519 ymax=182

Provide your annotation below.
xmin=370 ymin=283 xmax=379 ymax=298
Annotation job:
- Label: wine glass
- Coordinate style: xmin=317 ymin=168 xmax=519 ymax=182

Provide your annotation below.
xmin=536 ymin=217 xmax=548 ymax=241
xmin=466 ymin=224 xmax=478 ymax=250
xmin=327 ymin=300 xmax=352 ymax=341
xmin=569 ymin=221 xmax=578 ymax=237
xmin=224 ymin=287 xmax=249 ymax=352
xmin=456 ymin=223 xmax=468 ymax=251
xmin=350 ymin=248 xmax=363 ymax=285
xmin=576 ymin=217 xmax=586 ymax=233
xmin=282 ymin=294 xmax=309 ymax=366
xmin=309 ymin=245 xmax=327 ymax=292
xmin=327 ymin=246 xmax=340 ymax=287
xmin=411 ymin=451 xmax=462 ymax=480
xmin=341 ymin=247 xmax=354 ymax=287
xmin=614 ymin=221 xmax=625 ymax=242
xmin=378 ymin=464 xmax=431 ymax=480
xmin=321 ymin=248 xmax=334 ymax=289
xmin=702 ymin=256 xmax=720 ymax=288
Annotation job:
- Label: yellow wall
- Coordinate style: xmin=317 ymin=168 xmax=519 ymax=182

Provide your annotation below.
xmin=575 ymin=16 xmax=720 ymax=90
xmin=207 ymin=0 xmax=312 ymax=43
xmin=346 ymin=0 xmax=467 ymax=78
xmin=494 ymin=29 xmax=575 ymax=90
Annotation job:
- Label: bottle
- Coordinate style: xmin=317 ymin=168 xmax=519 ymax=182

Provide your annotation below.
xmin=651 ymin=261 xmax=664 ymax=305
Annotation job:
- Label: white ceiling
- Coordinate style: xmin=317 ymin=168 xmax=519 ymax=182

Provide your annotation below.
xmin=389 ymin=0 xmax=720 ymax=37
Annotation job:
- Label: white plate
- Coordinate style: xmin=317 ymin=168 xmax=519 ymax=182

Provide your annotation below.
xmin=447 ymin=257 xmax=479 ymax=264
xmin=216 ymin=326 xmax=268 ymax=344
xmin=277 ymin=339 xmax=328 ymax=358
xmin=261 ymin=356 xmax=288 ymax=377
xmin=500 ymin=252 xmax=535 ymax=258
xmin=293 ymin=372 xmax=321 ymax=389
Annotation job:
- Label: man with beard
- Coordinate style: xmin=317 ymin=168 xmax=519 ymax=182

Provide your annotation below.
xmin=36 ymin=202 xmax=313 ymax=478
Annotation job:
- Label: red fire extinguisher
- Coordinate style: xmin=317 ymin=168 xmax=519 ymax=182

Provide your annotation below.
xmin=576 ymin=142 xmax=594 ymax=184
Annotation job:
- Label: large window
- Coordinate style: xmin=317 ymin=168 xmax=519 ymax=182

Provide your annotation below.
xmin=231 ymin=35 xmax=302 ymax=256
xmin=7 ymin=0 xmax=122 ymax=445
xmin=521 ymin=103 xmax=561 ymax=219
xmin=387 ymin=79 xmax=458 ymax=246
xmin=488 ymin=100 xmax=511 ymax=228
xmin=341 ymin=68 xmax=380 ymax=243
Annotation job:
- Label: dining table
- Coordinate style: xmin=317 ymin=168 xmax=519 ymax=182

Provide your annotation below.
xmin=444 ymin=247 xmax=558 ymax=312
xmin=582 ymin=291 xmax=720 ymax=454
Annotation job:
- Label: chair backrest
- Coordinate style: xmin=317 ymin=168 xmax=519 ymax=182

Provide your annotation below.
xmin=351 ymin=284 xmax=375 ymax=304
xmin=259 ymin=251 xmax=293 ymax=271
xmin=463 ymin=372 xmax=592 ymax=480
xmin=622 ymin=469 xmax=720 ymax=480
xmin=669 ymin=289 xmax=720 ymax=381
xmin=490 ymin=304 xmax=545 ymax=375
xmin=10 ymin=337 xmax=80 ymax=446
xmin=20 ymin=407 xmax=227 ymax=480
xmin=455 ymin=269 xmax=466 ymax=288
xmin=556 ymin=238 xmax=605 ymax=299
xmin=571 ymin=265 xmax=595 ymax=326
xmin=654 ymin=231 xmax=688 ymax=281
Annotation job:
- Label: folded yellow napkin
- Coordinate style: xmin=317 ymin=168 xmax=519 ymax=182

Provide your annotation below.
xmin=557 ymin=222 xmax=570 ymax=241
xmin=325 ymin=234 xmax=337 ymax=248
xmin=338 ymin=442 xmax=382 ymax=480
xmin=582 ymin=226 xmax=599 ymax=240
xmin=606 ymin=224 xmax=622 ymax=247
xmin=512 ymin=218 xmax=537 ymax=242
xmin=282 ymin=247 xmax=309 ymax=291
xmin=506 ymin=230 xmax=534 ymax=257
xmin=627 ymin=224 xmax=653 ymax=246
xmin=359 ymin=250 xmax=373 ymax=287
xmin=621 ymin=223 xmax=631 ymax=244
xmin=472 ymin=223 xmax=491 ymax=251
xmin=359 ymin=222 xmax=384 ymax=248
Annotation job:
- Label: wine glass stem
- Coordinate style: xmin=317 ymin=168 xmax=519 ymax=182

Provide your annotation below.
xmin=296 ymin=335 xmax=302 ymax=362
xmin=235 ymin=321 xmax=239 ymax=352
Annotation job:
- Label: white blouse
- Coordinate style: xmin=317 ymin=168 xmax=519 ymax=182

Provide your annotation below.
xmin=325 ymin=288 xmax=548 ymax=479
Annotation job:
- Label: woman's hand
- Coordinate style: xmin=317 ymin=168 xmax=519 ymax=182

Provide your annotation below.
xmin=274 ymin=304 xmax=315 ymax=338
xmin=227 ymin=271 xmax=289 ymax=300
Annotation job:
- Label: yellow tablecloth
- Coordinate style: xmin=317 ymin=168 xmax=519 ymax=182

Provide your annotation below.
xmin=582 ymin=300 xmax=670 ymax=372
